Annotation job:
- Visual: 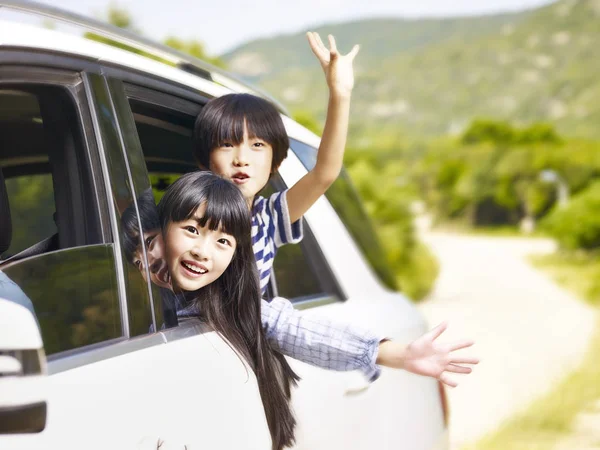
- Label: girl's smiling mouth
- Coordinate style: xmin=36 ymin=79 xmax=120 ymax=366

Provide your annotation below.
xmin=181 ymin=260 xmax=208 ymax=277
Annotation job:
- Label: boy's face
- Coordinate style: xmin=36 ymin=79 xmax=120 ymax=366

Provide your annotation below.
xmin=163 ymin=204 xmax=237 ymax=293
xmin=208 ymin=122 xmax=273 ymax=203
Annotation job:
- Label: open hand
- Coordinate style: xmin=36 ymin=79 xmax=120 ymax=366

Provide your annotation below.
xmin=403 ymin=322 xmax=478 ymax=387
xmin=306 ymin=31 xmax=359 ymax=98
xmin=378 ymin=322 xmax=479 ymax=387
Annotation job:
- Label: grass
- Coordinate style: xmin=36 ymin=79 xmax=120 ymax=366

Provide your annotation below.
xmin=462 ymin=250 xmax=600 ymax=450
xmin=530 ymin=251 xmax=600 ymax=308
xmin=463 ymin=317 xmax=600 ymax=450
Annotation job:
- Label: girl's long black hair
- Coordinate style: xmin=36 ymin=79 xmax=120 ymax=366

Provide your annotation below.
xmin=158 ymin=171 xmax=299 ymax=450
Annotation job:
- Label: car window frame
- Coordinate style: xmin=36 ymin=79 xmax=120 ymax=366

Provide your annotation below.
xmin=267 ymin=173 xmax=346 ymax=309
xmin=0 ymin=64 xmax=130 ymax=360
xmin=289 ymin=137 xmax=399 ymax=292
xmin=115 ymin=81 xmax=346 ymax=309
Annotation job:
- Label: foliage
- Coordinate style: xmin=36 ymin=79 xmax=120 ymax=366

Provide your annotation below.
xmin=4 ymin=175 xmax=56 ymax=256
xmin=164 ymin=37 xmax=225 ymax=68
xmin=531 ymin=251 xmax=600 ymax=307
xmin=542 ymin=182 xmax=600 ymax=250
xmin=292 ymin=110 xmax=322 ymax=135
xmin=347 ymin=155 xmax=439 ymax=300
xmin=84 ymin=5 xmax=224 ymax=69
xmin=408 ymin=119 xmax=600 ymax=229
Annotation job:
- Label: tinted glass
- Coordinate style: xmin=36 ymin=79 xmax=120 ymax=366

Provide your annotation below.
xmin=4 ymin=174 xmax=57 ymax=256
xmin=125 ymin=91 xmax=198 ymax=327
xmin=0 ymin=80 xmax=121 ymax=355
xmin=88 ymin=75 xmax=154 ymax=335
xmin=1 ymin=245 xmax=121 ymax=355
xmin=259 ymin=184 xmax=324 ymax=301
xmin=290 ymin=139 xmax=397 ymax=290
xmin=108 ymin=79 xmax=178 ymax=330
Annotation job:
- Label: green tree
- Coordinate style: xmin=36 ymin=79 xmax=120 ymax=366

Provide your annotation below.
xmin=85 ymin=5 xmax=224 ymax=68
xmin=164 ymin=37 xmax=225 ymax=68
xmin=292 ymin=110 xmax=322 ymax=135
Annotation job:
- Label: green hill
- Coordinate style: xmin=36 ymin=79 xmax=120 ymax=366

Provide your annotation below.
xmin=223 ymin=0 xmax=600 ymax=140
xmin=222 ymin=12 xmax=527 ymax=78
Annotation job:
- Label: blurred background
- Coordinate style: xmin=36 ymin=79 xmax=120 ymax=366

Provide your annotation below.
xmin=6 ymin=0 xmax=600 ymax=448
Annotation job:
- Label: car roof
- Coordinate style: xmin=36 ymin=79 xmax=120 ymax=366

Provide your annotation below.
xmin=0 ymin=19 xmax=321 ymax=148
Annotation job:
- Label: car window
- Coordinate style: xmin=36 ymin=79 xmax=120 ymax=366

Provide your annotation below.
xmin=0 ymin=82 xmax=122 ymax=355
xmin=290 ymin=138 xmax=397 ymax=290
xmin=258 ymin=183 xmax=328 ymax=302
xmin=121 ymin=86 xmax=341 ymax=307
xmin=122 ymin=86 xmax=201 ymax=326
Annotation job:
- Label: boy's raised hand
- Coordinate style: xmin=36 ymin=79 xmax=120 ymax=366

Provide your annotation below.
xmin=377 ymin=322 xmax=479 ymax=388
xmin=307 ymin=31 xmax=359 ymax=98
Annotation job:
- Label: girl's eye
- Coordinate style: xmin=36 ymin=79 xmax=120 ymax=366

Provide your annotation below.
xmin=145 ymin=235 xmax=155 ymax=248
xmin=185 ymin=226 xmax=199 ymax=235
xmin=217 ymin=238 xmax=232 ymax=247
xmin=134 ymin=260 xmax=142 ymax=269
xmin=253 ymin=142 xmax=265 ymax=148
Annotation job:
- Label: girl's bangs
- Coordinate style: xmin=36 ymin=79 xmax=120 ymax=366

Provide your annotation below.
xmin=165 ymin=174 xmax=249 ymax=242
xmin=197 ymin=187 xmax=248 ymax=241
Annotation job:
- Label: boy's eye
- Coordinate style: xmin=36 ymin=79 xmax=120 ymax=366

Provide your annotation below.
xmin=185 ymin=225 xmax=199 ymax=235
xmin=221 ymin=142 xmax=233 ymax=148
xmin=253 ymin=142 xmax=265 ymax=148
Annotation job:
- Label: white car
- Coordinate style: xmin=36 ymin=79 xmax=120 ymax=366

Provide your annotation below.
xmin=0 ymin=2 xmax=448 ymax=449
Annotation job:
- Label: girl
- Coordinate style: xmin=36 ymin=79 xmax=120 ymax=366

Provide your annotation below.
xmin=157 ymin=170 xmax=299 ymax=450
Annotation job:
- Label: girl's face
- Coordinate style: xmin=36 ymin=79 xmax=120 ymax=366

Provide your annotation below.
xmin=209 ymin=122 xmax=273 ymax=205
xmin=132 ymin=230 xmax=171 ymax=289
xmin=163 ymin=203 xmax=237 ymax=292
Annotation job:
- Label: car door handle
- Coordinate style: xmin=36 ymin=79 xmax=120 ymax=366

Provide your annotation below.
xmin=344 ymin=378 xmax=371 ymax=396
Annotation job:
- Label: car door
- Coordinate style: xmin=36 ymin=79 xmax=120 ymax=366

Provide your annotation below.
xmin=274 ymin=138 xmax=447 ymax=450
xmin=100 ymin=71 xmax=447 ymax=450
xmin=105 ymin=75 xmax=273 ymax=449
xmin=0 ymin=61 xmax=270 ymax=449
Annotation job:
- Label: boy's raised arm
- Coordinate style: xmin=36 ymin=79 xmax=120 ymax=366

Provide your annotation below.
xmin=286 ymin=32 xmax=359 ymax=224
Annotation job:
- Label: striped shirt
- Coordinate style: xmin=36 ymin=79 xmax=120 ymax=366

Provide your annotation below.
xmin=252 ymin=190 xmax=303 ymax=293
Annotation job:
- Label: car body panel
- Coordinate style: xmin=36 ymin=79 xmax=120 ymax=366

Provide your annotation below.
xmin=3 ymin=321 xmax=271 ymax=450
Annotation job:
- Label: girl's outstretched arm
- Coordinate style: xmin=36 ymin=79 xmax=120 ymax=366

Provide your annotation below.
xmin=286 ymin=32 xmax=359 ymax=223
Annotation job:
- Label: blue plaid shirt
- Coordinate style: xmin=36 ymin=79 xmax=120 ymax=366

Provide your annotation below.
xmin=178 ymin=295 xmax=382 ymax=381
xmin=262 ymin=297 xmax=383 ymax=381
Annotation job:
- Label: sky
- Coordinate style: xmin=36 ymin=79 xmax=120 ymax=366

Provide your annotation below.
xmin=9 ymin=0 xmax=556 ymax=55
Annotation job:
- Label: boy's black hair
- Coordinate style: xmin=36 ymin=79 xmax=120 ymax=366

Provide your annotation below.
xmin=193 ymin=93 xmax=289 ymax=173
xmin=157 ymin=171 xmax=299 ymax=450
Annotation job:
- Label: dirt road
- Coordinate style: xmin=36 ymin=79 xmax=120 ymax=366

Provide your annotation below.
xmin=417 ymin=232 xmax=596 ymax=449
